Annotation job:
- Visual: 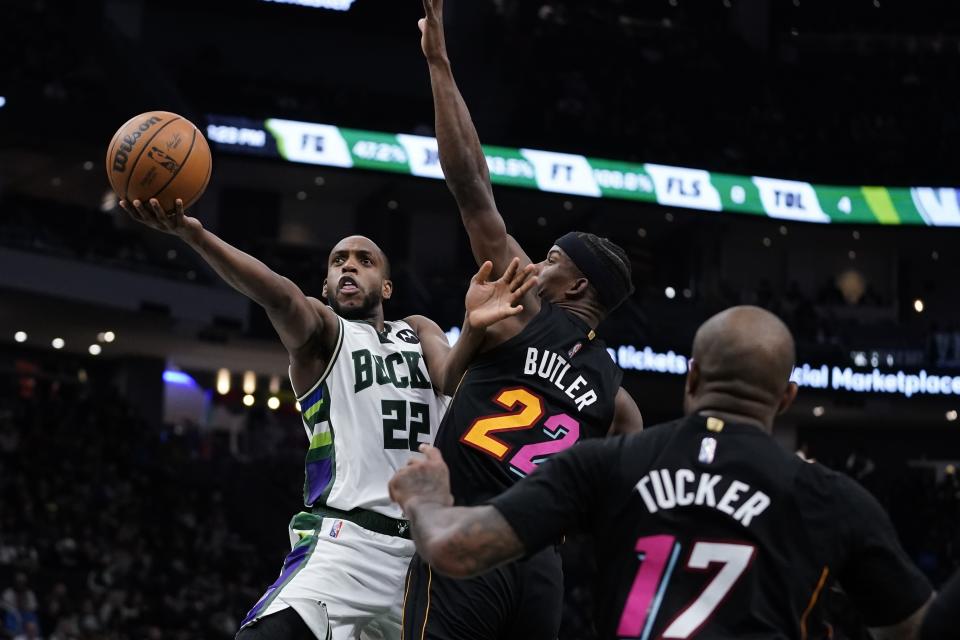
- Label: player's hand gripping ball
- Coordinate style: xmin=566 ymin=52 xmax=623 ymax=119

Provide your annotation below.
xmin=106 ymin=111 xmax=212 ymax=214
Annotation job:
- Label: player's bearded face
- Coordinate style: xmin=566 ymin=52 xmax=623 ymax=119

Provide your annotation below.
xmin=329 ymin=285 xmax=382 ymax=320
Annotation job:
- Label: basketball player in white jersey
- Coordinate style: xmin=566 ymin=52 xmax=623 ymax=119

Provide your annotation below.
xmin=121 ymin=198 xmax=537 ymax=640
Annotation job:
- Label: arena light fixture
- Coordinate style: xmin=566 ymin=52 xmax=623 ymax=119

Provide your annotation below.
xmin=243 ymin=394 xmax=255 ymax=407
xmin=88 ymin=344 xmax=102 ymax=356
xmin=14 ymin=331 xmax=27 ymax=343
xmin=269 ymin=376 xmax=281 ymax=395
xmin=102 ymin=331 xmax=116 ymax=343
xmin=0 ymin=96 xmax=6 ymax=108
xmin=163 ymin=370 xmax=197 ymax=386
xmin=216 ymin=369 xmax=231 ymax=395
xmin=665 ymin=287 xmax=676 ymax=300
xmin=100 ymin=190 xmax=117 ymax=212
xmin=913 ymin=299 xmax=925 ymax=313
xmin=243 ymin=371 xmax=257 ymax=395
xmin=52 ymin=338 xmax=65 ymax=350
xmin=267 ymin=396 xmax=281 ymax=411
xmin=812 ymin=406 xmax=825 ymax=417
xmin=260 ymin=0 xmax=357 ymax=10
xmin=947 ymin=410 xmax=958 ymax=422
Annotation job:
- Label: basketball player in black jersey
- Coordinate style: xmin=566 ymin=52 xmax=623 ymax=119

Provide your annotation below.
xmin=401 ymin=1 xmax=644 ymax=638
xmin=391 ymin=306 xmax=938 ymax=639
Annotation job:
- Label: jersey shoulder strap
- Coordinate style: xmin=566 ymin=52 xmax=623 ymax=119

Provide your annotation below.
xmin=292 ymin=314 xmax=346 ymax=401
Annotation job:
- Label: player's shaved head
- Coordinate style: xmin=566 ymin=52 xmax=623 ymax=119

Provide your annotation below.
xmin=685 ymin=306 xmax=798 ymax=431
xmin=329 ymin=235 xmax=391 ymax=278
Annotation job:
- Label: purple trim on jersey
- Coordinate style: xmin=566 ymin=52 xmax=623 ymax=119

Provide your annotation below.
xmin=306 ymin=458 xmax=334 ymax=506
xmin=241 ymin=540 xmax=313 ymax=627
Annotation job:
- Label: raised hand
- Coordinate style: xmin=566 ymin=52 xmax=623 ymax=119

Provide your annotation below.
xmin=389 ymin=445 xmax=454 ymax=511
xmin=119 ymin=198 xmax=202 ymax=240
xmin=465 ymin=257 xmax=537 ymax=330
xmin=419 ymin=0 xmax=448 ymax=62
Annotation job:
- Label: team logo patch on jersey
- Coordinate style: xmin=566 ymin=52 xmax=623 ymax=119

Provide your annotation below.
xmin=395 ymin=329 xmax=421 ymax=345
xmin=567 ymin=341 xmax=584 ymax=359
xmin=699 ymin=437 xmax=717 ymax=464
xmin=329 ymin=520 xmax=343 ymax=539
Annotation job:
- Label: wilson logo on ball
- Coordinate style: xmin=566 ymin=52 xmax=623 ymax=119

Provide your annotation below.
xmin=112 ymin=116 xmax=164 ymax=172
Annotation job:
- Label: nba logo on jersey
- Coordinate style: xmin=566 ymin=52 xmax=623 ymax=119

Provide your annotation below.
xmin=329 ymin=520 xmax=344 ymax=539
xmin=699 ymin=437 xmax=717 ymax=464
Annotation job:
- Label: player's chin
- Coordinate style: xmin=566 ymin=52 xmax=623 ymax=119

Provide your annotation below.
xmin=331 ymin=293 xmax=379 ymax=319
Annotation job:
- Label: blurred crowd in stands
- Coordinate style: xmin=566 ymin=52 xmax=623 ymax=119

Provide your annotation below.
xmin=0 ymin=375 xmax=302 ymax=640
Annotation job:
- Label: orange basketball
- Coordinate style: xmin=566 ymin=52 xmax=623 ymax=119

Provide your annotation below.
xmin=105 ymin=111 xmax=212 ymax=213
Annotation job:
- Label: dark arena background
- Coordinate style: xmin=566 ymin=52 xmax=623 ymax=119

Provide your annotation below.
xmin=2 ymin=0 xmax=960 ymax=638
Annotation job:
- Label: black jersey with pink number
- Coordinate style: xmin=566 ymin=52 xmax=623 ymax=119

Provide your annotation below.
xmin=491 ymin=415 xmax=933 ymax=639
xmin=436 ymin=300 xmax=623 ymax=506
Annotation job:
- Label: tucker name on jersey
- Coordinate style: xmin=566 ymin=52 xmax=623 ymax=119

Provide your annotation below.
xmin=635 ymin=468 xmax=772 ymax=527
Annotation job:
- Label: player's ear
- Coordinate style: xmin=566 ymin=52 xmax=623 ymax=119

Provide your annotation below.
xmin=567 ymin=277 xmax=590 ymax=299
xmin=776 ymin=381 xmax=799 ymax=416
xmin=382 ymin=278 xmax=394 ymax=301
xmin=686 ymin=359 xmax=701 ymax=396
xmin=322 ymin=279 xmax=329 ymax=300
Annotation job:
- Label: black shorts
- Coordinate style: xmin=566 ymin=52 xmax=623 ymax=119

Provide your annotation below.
xmin=401 ymin=546 xmax=563 ymax=640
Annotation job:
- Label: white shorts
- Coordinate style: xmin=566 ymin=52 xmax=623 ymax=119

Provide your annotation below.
xmin=241 ymin=512 xmax=414 ymax=640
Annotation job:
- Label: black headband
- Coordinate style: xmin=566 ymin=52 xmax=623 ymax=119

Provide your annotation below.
xmin=555 ymin=232 xmax=632 ymax=310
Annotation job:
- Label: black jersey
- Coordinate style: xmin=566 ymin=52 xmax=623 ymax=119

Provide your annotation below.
xmin=491 ymin=414 xmax=933 ymax=640
xmin=437 ymin=301 xmax=623 ymax=506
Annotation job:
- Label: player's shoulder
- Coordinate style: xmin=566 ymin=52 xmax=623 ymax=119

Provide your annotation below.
xmin=401 ymin=314 xmax=441 ymax=334
xmin=307 ymin=296 xmax=339 ymax=322
xmin=791 ymin=457 xmax=883 ymax=522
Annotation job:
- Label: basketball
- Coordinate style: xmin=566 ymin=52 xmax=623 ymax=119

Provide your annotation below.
xmin=105 ymin=111 xmax=212 ymax=213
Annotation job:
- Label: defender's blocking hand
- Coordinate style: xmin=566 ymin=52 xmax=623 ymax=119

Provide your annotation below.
xmin=419 ymin=0 xmax=448 ymax=62
xmin=465 ymin=258 xmax=538 ymax=330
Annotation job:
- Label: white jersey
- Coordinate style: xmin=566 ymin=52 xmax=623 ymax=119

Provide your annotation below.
xmin=293 ymin=315 xmax=450 ymax=519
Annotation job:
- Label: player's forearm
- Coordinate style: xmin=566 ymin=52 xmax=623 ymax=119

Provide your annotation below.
xmin=407 ymin=502 xmax=525 ymax=578
xmin=182 ymin=227 xmax=299 ymax=312
xmin=427 ymin=59 xmax=498 ymax=217
xmin=436 ymin=319 xmax=486 ymax=396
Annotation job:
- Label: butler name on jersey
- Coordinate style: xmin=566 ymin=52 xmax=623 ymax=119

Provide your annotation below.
xmin=295 ymin=316 xmax=451 ymax=519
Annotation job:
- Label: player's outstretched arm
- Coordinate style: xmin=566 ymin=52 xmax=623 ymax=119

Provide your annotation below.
xmin=408 ymin=258 xmax=538 ymax=396
xmin=608 ymin=388 xmax=644 ymax=435
xmin=389 ymin=446 xmax=526 ymax=578
xmin=121 ymin=199 xmax=336 ymax=381
xmin=419 ymin=0 xmax=531 ymax=276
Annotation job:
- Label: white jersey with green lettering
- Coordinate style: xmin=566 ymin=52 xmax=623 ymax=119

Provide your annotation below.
xmin=293 ymin=315 xmax=451 ymax=519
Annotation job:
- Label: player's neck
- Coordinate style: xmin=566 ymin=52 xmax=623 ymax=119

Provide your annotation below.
xmin=354 ymin=309 xmax=386 ymax=333
xmin=690 ymin=396 xmax=775 ymax=433
xmin=554 ymin=301 xmax=602 ymax=330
